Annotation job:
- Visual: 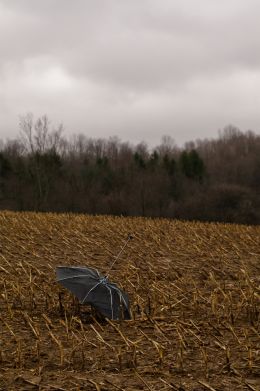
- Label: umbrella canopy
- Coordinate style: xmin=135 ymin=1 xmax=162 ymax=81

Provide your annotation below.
xmin=56 ymin=266 xmax=131 ymax=320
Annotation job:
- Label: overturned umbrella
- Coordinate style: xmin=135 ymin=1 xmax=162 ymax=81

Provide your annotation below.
xmin=56 ymin=235 xmax=132 ymax=320
xmin=56 ymin=266 xmax=131 ymax=320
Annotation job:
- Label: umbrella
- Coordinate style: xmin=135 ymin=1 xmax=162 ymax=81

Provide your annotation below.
xmin=56 ymin=235 xmax=133 ymax=320
xmin=56 ymin=266 xmax=131 ymax=320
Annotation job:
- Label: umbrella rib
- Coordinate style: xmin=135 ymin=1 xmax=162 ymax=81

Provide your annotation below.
xmin=73 ymin=266 xmax=99 ymax=274
xmin=104 ymin=285 xmax=114 ymax=320
xmin=110 ymin=285 xmax=128 ymax=309
xmin=57 ymin=274 xmax=97 ymax=282
xmin=82 ymin=281 xmax=103 ymax=304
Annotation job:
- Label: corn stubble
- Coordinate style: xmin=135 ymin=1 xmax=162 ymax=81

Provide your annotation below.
xmin=0 ymin=211 xmax=259 ymax=390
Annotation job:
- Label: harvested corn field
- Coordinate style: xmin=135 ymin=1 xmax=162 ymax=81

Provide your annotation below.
xmin=0 ymin=211 xmax=259 ymax=391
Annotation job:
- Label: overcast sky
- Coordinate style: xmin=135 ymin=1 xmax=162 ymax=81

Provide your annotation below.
xmin=1 ymin=0 xmax=260 ymax=146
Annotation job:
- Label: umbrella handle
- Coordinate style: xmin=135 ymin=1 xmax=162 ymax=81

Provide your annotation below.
xmin=106 ymin=234 xmax=133 ymax=276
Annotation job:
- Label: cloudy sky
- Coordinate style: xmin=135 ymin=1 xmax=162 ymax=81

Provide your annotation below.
xmin=1 ymin=0 xmax=260 ymax=145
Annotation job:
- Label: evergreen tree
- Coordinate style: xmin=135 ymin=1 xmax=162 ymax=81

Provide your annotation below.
xmin=179 ymin=150 xmax=205 ymax=181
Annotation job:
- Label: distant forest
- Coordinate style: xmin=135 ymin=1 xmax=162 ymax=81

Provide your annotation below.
xmin=0 ymin=114 xmax=260 ymax=224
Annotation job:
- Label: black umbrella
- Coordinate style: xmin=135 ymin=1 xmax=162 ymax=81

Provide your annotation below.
xmin=56 ymin=266 xmax=130 ymax=320
xmin=56 ymin=235 xmax=133 ymax=320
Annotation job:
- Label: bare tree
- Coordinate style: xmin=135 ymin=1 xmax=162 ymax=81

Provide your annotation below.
xmin=19 ymin=113 xmax=64 ymax=154
xmin=156 ymin=135 xmax=177 ymax=157
xmin=19 ymin=113 xmax=64 ymax=209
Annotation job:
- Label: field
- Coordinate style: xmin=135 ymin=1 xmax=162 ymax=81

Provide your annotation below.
xmin=0 ymin=211 xmax=259 ymax=391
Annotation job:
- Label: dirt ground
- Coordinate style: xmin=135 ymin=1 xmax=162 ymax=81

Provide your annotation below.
xmin=0 ymin=211 xmax=259 ymax=390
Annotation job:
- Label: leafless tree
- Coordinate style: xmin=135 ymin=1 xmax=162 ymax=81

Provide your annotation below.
xmin=18 ymin=113 xmax=64 ymax=209
xmin=19 ymin=113 xmax=64 ymax=154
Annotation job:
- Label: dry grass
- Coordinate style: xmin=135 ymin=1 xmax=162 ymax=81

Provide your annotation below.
xmin=0 ymin=211 xmax=259 ymax=391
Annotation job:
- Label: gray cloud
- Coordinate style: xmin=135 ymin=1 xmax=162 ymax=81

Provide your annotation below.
xmin=1 ymin=0 xmax=260 ymax=145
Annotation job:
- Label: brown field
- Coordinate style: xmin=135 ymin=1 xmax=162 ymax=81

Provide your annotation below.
xmin=0 ymin=211 xmax=259 ymax=391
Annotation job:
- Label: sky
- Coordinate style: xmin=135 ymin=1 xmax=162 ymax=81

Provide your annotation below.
xmin=1 ymin=0 xmax=260 ymax=146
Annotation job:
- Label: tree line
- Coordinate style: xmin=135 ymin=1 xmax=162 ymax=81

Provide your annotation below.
xmin=0 ymin=114 xmax=259 ymax=224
